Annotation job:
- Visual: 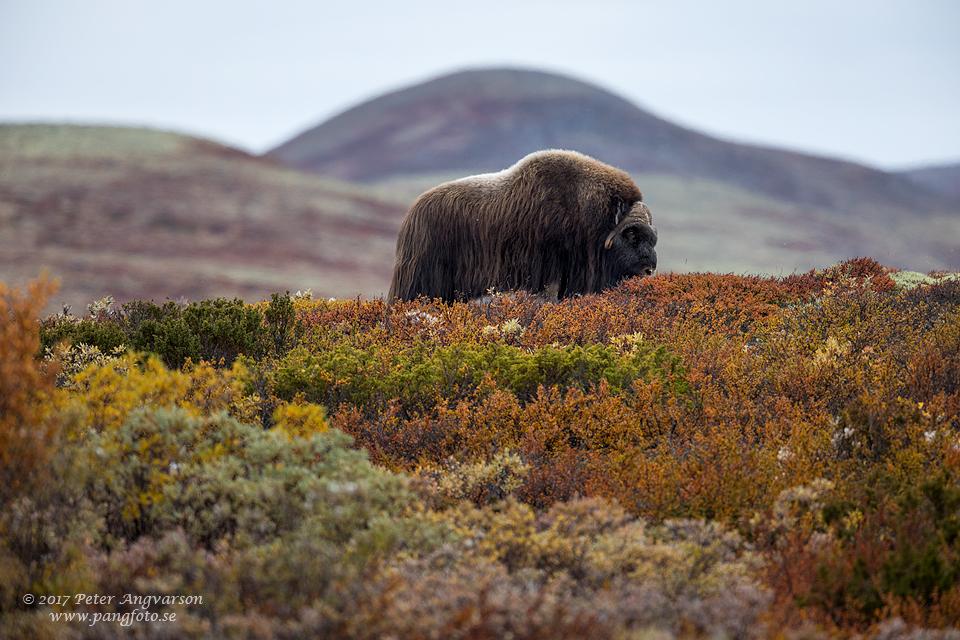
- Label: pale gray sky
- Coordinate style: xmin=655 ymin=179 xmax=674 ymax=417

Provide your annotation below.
xmin=1 ymin=0 xmax=958 ymax=170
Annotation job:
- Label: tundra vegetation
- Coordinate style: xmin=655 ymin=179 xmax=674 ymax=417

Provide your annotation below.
xmin=1 ymin=257 xmax=959 ymax=639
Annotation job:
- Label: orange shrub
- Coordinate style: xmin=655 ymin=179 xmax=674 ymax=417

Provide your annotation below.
xmin=0 ymin=274 xmax=59 ymax=505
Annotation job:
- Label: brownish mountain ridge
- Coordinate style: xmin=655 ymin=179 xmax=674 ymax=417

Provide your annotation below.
xmin=899 ymin=162 xmax=960 ymax=200
xmin=269 ymin=68 xmax=960 ymax=223
xmin=267 ymin=67 xmax=958 ymax=275
xmin=0 ymin=124 xmax=407 ymax=315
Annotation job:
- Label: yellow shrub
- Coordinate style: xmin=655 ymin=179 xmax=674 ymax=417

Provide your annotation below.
xmin=272 ymin=401 xmax=330 ymax=438
xmin=61 ymin=354 xmax=250 ymax=434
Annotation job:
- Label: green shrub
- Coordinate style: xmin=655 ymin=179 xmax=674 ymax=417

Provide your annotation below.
xmin=133 ymin=297 xmax=266 ymax=368
xmin=263 ymin=290 xmax=300 ymax=354
xmin=271 ymin=339 xmax=689 ymax=416
xmin=38 ymin=317 xmax=127 ymax=357
xmin=82 ymin=406 xmax=415 ymax=548
xmin=880 ymin=470 xmax=960 ymax=607
xmin=41 ymin=296 xmax=269 ymax=370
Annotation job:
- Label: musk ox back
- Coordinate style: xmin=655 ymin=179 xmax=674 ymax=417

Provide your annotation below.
xmin=388 ymin=149 xmax=657 ymax=302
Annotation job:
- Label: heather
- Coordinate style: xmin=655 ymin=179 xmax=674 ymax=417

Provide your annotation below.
xmin=2 ymin=258 xmax=959 ymax=639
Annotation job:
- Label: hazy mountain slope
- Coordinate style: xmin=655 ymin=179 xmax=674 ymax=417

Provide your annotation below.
xmin=269 ymin=68 xmax=957 ymax=221
xmin=634 ymin=172 xmax=957 ymax=275
xmin=0 ymin=124 xmax=407 ymax=315
xmin=897 ymin=162 xmax=960 ymax=200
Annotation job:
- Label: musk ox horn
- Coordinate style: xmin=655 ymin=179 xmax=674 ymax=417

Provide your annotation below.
xmin=604 ymin=202 xmax=653 ymax=250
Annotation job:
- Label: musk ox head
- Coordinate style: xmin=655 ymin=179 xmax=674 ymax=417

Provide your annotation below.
xmin=601 ymin=201 xmax=658 ymax=285
xmin=388 ymin=150 xmax=661 ymax=303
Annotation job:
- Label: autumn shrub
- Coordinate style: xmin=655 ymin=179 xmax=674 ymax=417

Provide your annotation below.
xmin=906 ymin=303 xmax=960 ymax=414
xmin=58 ymin=353 xmax=249 ymax=434
xmin=0 ymin=275 xmax=97 ymax=621
xmin=40 ymin=294 xmax=281 ymax=370
xmin=756 ymin=468 xmax=960 ymax=632
xmin=611 ymin=270 xmax=793 ymax=333
xmin=0 ymin=275 xmax=60 ymax=503
xmin=755 ymin=277 xmax=959 ymax=422
xmin=8 ymin=258 xmax=959 ymax=639
xmin=271 ymin=337 xmax=689 ymax=418
xmin=777 ymin=256 xmax=897 ymax=300
xmin=80 ymin=404 xmax=417 ymax=550
xmin=0 ymin=440 xmax=98 ymax=618
xmin=371 ymin=496 xmax=771 ymax=640
xmin=735 ymin=270 xmax=960 ymax=633
xmin=127 ymin=297 xmax=267 ymax=368
xmin=346 ymin=554 xmax=771 ymax=640
xmin=334 ymin=560 xmax=618 ymax=640
xmin=306 ymin=262 xmax=959 ymax=527
xmin=432 ymin=496 xmax=761 ymax=595
xmin=38 ymin=315 xmax=127 ymax=358
xmin=317 ymin=342 xmax=692 ymax=502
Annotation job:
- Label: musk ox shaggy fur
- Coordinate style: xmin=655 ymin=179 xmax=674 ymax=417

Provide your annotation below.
xmin=388 ymin=149 xmax=658 ymax=302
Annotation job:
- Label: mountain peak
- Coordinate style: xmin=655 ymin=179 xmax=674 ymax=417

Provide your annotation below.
xmin=268 ymin=67 xmax=679 ymax=181
xmin=268 ymin=67 xmax=956 ymax=217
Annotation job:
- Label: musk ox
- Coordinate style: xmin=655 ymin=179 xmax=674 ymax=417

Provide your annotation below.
xmin=388 ymin=149 xmax=657 ymax=302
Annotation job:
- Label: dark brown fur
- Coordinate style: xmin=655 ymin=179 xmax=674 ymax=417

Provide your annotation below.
xmin=388 ymin=149 xmax=657 ymax=302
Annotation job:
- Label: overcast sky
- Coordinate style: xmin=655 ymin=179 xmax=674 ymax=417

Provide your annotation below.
xmin=1 ymin=0 xmax=958 ymax=171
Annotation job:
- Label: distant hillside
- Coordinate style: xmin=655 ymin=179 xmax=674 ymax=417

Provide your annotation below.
xmin=897 ymin=162 xmax=960 ymax=200
xmin=0 ymin=124 xmax=407 ymax=315
xmin=268 ymin=68 xmax=959 ymax=222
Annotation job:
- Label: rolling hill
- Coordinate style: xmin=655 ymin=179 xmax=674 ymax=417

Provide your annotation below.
xmin=269 ymin=68 xmax=958 ymax=220
xmin=899 ymin=162 xmax=960 ymax=200
xmin=268 ymin=67 xmax=959 ymax=275
xmin=0 ymin=124 xmax=407 ymax=315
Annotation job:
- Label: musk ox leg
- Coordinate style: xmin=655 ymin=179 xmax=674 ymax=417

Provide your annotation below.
xmin=556 ymin=274 xmax=568 ymax=300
